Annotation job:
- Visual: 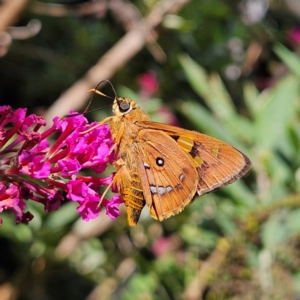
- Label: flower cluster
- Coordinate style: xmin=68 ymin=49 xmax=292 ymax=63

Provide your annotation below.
xmin=0 ymin=106 xmax=122 ymax=225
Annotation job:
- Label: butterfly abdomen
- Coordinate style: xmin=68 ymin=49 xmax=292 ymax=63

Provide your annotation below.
xmin=119 ymin=173 xmax=146 ymax=226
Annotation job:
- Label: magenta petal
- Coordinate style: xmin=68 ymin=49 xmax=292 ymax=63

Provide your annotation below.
xmin=92 ymin=163 xmax=107 ymax=174
xmin=19 ymin=151 xmax=50 ymax=178
xmin=34 ymin=139 xmax=49 ymax=151
xmin=43 ymin=190 xmax=64 ymax=212
xmin=97 ymin=173 xmax=114 ymax=186
xmin=76 ymin=195 xmax=101 ymax=221
xmin=102 ymin=195 xmax=123 ymax=219
xmin=67 ymin=180 xmax=88 ymax=201
xmin=72 ymin=137 xmax=88 ymax=154
xmin=12 ymin=108 xmax=27 ymax=124
xmin=58 ymin=158 xmax=81 ymax=176
xmin=0 ymin=185 xmax=20 ymax=212
xmin=93 ymin=143 xmax=110 ymax=161
xmin=31 ymin=157 xmax=51 ymax=178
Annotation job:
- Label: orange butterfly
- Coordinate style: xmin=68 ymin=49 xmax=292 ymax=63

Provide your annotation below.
xmin=92 ymin=88 xmax=251 ymax=226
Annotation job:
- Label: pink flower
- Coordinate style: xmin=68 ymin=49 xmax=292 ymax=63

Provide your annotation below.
xmin=57 ymin=158 xmax=81 ymax=176
xmin=287 ymin=27 xmax=300 ymax=47
xmin=137 ymin=71 xmax=180 ymax=125
xmin=158 ymin=107 xmax=180 ymax=127
xmin=0 ymin=106 xmax=121 ymax=225
xmin=152 ymin=237 xmax=173 ymax=257
xmin=19 ymin=151 xmax=51 ymax=178
xmin=138 ymin=70 xmax=159 ymax=98
xmin=102 ymin=195 xmax=123 ymax=219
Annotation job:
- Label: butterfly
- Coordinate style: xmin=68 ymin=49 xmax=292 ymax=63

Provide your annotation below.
xmin=91 ymin=86 xmax=251 ymax=226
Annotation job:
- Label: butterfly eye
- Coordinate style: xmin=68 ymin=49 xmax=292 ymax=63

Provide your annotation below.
xmin=118 ymin=100 xmax=130 ymax=112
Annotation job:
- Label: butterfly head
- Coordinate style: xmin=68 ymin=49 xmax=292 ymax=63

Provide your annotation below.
xmin=113 ymin=97 xmax=138 ymax=116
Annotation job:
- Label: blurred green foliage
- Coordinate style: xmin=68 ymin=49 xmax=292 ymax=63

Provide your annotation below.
xmin=2 ymin=0 xmax=300 ymax=299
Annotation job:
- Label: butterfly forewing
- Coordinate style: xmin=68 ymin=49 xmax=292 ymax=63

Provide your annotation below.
xmin=136 ymin=130 xmax=198 ymax=221
xmin=136 ymin=121 xmax=251 ymax=196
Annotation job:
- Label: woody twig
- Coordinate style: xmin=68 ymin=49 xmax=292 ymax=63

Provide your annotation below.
xmin=184 ymin=238 xmax=231 ymax=300
xmin=0 ymin=0 xmax=31 ymax=33
xmin=44 ymin=0 xmax=191 ymax=126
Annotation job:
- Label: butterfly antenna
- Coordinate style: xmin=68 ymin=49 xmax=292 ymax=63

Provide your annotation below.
xmin=64 ymin=103 xmax=113 ymax=118
xmin=101 ymin=79 xmax=118 ymax=98
xmin=66 ymin=80 xmax=117 ymax=117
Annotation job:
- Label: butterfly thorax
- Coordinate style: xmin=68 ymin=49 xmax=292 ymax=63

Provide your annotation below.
xmin=109 ymin=97 xmax=151 ymax=157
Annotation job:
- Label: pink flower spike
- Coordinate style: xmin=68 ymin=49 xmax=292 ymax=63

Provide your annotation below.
xmin=0 ymin=105 xmax=118 ymax=225
xmin=93 ymin=143 xmax=110 ymax=162
xmin=98 ymin=173 xmax=115 ymax=186
xmin=33 ymin=139 xmax=50 ymax=152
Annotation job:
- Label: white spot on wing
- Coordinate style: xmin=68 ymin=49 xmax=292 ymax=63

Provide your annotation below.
xmin=158 ymin=186 xmax=166 ymax=195
xmin=156 ymin=157 xmax=164 ymax=166
xmin=150 ymin=185 xmax=157 ymax=194
xmin=151 ymin=185 xmax=173 ymax=195
xmin=179 ymin=174 xmax=184 ymax=182
xmin=166 ymin=186 xmax=172 ymax=192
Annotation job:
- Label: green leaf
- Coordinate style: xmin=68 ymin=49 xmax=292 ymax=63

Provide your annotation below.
xmin=293 ymin=272 xmax=300 ymax=294
xmin=221 ymin=181 xmax=256 ymax=207
xmin=176 ymin=100 xmax=250 ymax=155
xmin=274 ymin=43 xmax=300 ymax=78
xmin=178 ymin=54 xmax=210 ymax=99
xmin=44 ymin=202 xmax=79 ymax=230
xmin=243 ymin=81 xmax=260 ymax=117
xmin=261 ymin=211 xmax=289 ymax=252
xmin=0 ymin=216 xmax=33 ymax=242
xmin=254 ymin=75 xmax=299 ymax=151
xmin=179 ymin=55 xmax=236 ymax=117
xmin=179 ymin=54 xmax=254 ymax=143
xmin=180 ymin=224 xmax=217 ymax=250
xmin=214 ymin=208 xmax=236 ymax=235
xmin=122 ymin=273 xmax=158 ymax=300
xmin=286 ymin=209 xmax=300 ymax=235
